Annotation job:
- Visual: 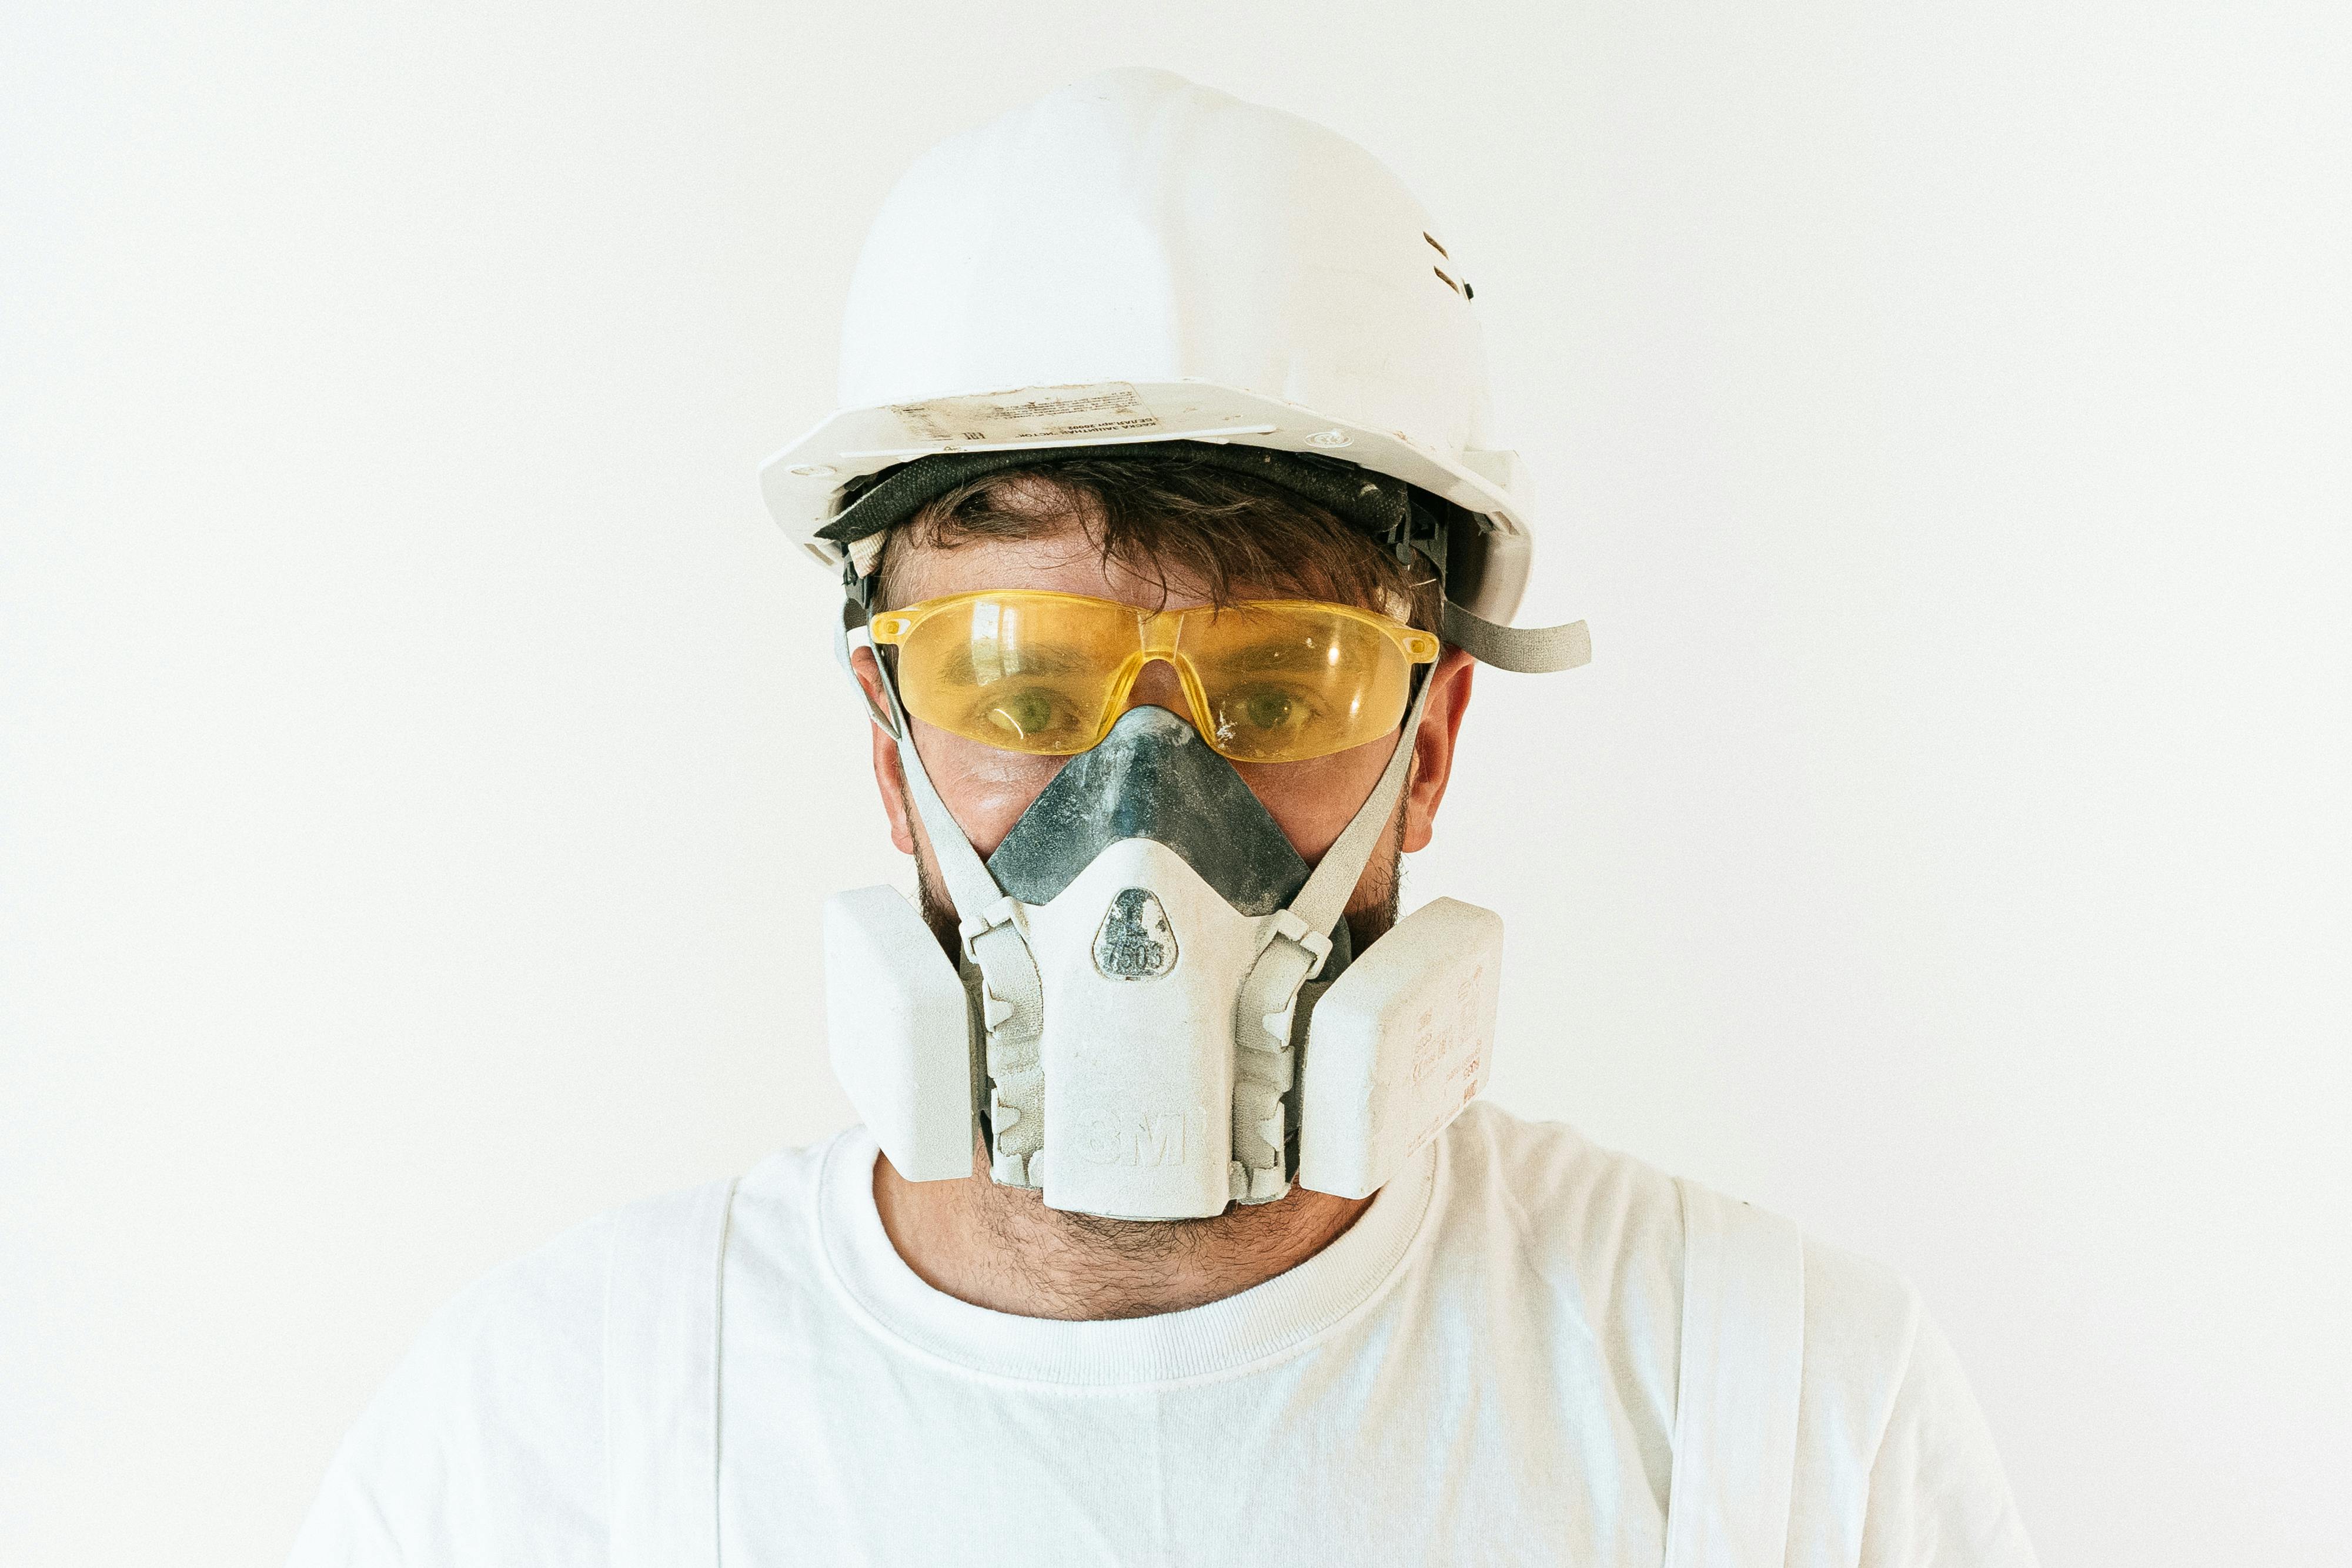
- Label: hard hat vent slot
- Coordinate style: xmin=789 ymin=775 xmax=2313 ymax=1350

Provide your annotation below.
xmin=1422 ymin=232 xmax=1449 ymax=259
xmin=1432 ymin=266 xmax=1461 ymax=295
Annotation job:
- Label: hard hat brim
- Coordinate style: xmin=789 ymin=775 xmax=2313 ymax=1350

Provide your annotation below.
xmin=757 ymin=379 xmax=1535 ymax=627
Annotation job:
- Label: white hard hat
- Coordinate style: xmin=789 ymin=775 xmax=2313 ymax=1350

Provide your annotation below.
xmin=761 ymin=68 xmax=1583 ymax=662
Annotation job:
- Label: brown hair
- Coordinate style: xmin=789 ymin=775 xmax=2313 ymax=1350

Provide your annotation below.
xmin=871 ymin=451 xmax=1444 ymax=633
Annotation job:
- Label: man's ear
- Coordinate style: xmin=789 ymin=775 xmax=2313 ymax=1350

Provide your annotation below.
xmin=850 ymin=646 xmax=918 ymax=855
xmin=1401 ymin=647 xmax=1475 ymax=854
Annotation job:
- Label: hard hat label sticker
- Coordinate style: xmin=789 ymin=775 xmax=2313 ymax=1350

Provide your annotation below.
xmin=892 ymin=382 xmax=1162 ymax=446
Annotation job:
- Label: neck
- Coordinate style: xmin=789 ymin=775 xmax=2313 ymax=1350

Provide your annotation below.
xmin=873 ymin=1142 xmax=1374 ymax=1320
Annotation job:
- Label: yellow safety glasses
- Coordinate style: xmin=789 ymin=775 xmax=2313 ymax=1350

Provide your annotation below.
xmin=869 ymin=590 xmax=1441 ymax=764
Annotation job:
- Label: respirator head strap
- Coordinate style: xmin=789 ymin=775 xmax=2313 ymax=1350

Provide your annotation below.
xmin=853 ymin=607 xmax=1005 ymax=924
xmin=1291 ymin=658 xmax=1436 ymax=942
xmin=900 ymin=705 xmax=1049 ymax=1186
xmin=835 ymin=599 xmax=901 ymax=738
xmin=1228 ymin=662 xmax=1440 ymax=1200
xmin=851 ymin=620 xmax=1048 ymax=1181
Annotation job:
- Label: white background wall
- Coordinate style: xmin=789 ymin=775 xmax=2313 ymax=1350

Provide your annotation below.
xmin=5 ymin=4 xmax=2346 ymax=1563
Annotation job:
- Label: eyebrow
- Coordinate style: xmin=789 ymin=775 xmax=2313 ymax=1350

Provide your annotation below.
xmin=1210 ymin=641 xmax=1321 ymax=676
xmin=934 ymin=642 xmax=1097 ymax=684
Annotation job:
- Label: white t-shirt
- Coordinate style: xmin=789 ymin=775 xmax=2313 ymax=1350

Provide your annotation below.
xmin=288 ymin=1104 xmax=2035 ymax=1565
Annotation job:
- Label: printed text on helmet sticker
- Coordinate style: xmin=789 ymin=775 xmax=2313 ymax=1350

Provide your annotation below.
xmin=892 ymin=383 xmax=1162 ymax=446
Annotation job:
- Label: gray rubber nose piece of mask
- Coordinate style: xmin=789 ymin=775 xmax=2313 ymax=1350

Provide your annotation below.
xmin=985 ymin=706 xmax=1305 ymax=916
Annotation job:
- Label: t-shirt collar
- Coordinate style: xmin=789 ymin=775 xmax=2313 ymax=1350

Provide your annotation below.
xmin=814 ymin=1128 xmax=1441 ymax=1388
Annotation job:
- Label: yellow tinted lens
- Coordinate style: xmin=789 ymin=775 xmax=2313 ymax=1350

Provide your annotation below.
xmin=1178 ymin=604 xmax=1418 ymax=763
xmin=888 ymin=594 xmax=1138 ymax=755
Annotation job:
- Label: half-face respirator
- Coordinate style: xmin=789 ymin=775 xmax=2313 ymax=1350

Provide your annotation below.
xmin=824 ymin=573 xmax=1538 ymax=1221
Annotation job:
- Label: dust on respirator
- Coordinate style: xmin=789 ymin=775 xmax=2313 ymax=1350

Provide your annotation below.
xmin=825 ymin=630 xmax=1510 ymax=1222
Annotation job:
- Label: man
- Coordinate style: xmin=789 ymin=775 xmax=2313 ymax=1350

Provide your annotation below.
xmin=291 ymin=69 xmax=2034 ymax=1566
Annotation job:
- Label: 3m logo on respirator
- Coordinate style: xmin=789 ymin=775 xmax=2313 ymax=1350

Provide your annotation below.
xmin=1075 ymin=1106 xmax=1209 ymax=1166
xmin=1092 ymin=888 xmax=1177 ymax=979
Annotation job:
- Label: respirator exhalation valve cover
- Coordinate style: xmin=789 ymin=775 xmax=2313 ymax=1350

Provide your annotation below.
xmin=1093 ymin=888 xmax=1178 ymax=981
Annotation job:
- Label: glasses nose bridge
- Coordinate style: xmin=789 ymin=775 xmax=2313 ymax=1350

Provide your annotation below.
xmin=1131 ymin=606 xmax=1198 ymax=678
xmin=1121 ymin=607 xmax=1206 ymax=713
xmin=1135 ymin=604 xmax=1190 ymax=653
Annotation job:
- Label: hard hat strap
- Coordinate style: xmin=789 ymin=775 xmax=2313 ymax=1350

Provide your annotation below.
xmin=1440 ymin=601 xmax=1593 ymax=674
